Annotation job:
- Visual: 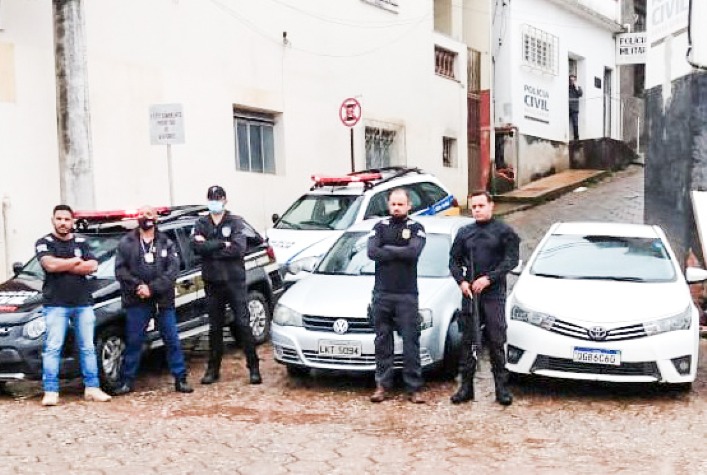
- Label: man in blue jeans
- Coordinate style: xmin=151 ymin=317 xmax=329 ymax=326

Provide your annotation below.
xmin=35 ymin=205 xmax=112 ymax=406
xmin=112 ymin=206 xmax=193 ymax=395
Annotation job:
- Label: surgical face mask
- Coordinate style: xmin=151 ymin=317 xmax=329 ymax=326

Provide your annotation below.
xmin=138 ymin=218 xmax=155 ymax=231
xmin=207 ymin=200 xmax=225 ymax=214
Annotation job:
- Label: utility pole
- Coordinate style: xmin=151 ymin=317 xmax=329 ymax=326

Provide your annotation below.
xmin=53 ymin=0 xmax=95 ymax=209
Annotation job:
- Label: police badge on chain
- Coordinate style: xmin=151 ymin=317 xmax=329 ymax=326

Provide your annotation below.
xmin=402 ymin=229 xmax=411 ymax=239
xmin=222 ymin=226 xmax=232 ymax=238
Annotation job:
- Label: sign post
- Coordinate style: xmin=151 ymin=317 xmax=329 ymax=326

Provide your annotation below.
xmin=149 ymin=104 xmax=185 ymax=206
xmin=339 ymin=98 xmax=362 ymax=172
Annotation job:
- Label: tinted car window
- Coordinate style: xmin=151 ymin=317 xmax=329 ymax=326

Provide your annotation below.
xmin=530 ymin=234 xmax=676 ymax=282
xmin=417 ymin=182 xmax=449 ymax=204
xmin=364 ymin=192 xmax=389 ymax=219
xmin=317 ymin=231 xmax=450 ymax=278
xmin=275 ymin=195 xmax=362 ymax=230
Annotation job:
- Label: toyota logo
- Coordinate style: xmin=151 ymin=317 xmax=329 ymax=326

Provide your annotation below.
xmin=588 ymin=326 xmax=608 ymax=341
xmin=333 ymin=319 xmax=349 ymax=335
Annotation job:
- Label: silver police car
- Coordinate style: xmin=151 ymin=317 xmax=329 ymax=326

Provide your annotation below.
xmin=271 ymin=216 xmax=474 ymax=377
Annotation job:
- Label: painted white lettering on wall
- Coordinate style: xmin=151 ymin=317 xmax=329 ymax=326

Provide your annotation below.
xmin=648 ymin=0 xmax=689 ymax=42
xmin=523 ymin=84 xmax=550 ymax=123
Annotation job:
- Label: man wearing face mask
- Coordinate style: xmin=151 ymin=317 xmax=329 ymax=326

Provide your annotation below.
xmin=112 ymin=206 xmax=193 ymax=395
xmin=191 ymin=185 xmax=261 ymax=385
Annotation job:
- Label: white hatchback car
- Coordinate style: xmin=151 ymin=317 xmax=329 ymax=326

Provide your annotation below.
xmin=506 ymin=222 xmax=707 ymax=388
xmin=270 ymin=216 xmax=474 ymax=376
xmin=266 ymin=167 xmax=459 ymax=284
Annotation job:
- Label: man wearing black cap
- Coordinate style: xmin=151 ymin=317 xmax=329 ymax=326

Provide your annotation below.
xmin=191 ymin=185 xmax=261 ymax=385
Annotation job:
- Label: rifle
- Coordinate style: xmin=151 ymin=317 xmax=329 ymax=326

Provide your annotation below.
xmin=468 ymin=251 xmax=482 ymax=362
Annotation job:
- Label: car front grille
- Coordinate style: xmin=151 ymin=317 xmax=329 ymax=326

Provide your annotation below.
xmin=302 ymin=315 xmax=374 ymax=334
xmin=532 ymin=355 xmax=660 ymax=377
xmin=549 ymin=318 xmax=647 ymax=342
xmin=301 ymin=349 xmax=433 ymax=367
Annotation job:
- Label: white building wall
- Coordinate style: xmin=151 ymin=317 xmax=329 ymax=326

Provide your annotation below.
xmin=83 ymin=0 xmax=470 ymax=232
xmin=0 ymin=1 xmax=60 ymax=277
xmin=493 ymin=0 xmax=620 ymax=185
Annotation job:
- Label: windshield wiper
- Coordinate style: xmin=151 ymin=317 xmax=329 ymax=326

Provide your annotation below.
xmin=532 ymin=272 xmax=564 ymax=279
xmin=277 ymin=219 xmax=301 ymax=230
xmin=579 ymin=275 xmax=645 ymax=282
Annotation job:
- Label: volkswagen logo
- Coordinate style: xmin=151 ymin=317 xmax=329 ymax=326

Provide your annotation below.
xmin=332 ymin=318 xmax=349 ymax=335
xmin=588 ymin=326 xmax=608 ymax=341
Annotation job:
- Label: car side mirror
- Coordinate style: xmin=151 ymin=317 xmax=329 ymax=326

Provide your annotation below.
xmin=685 ymin=266 xmax=707 ymax=283
xmin=12 ymin=262 xmax=24 ymax=276
xmin=510 ymin=260 xmax=523 ymax=276
xmin=271 ymin=213 xmax=280 ymax=224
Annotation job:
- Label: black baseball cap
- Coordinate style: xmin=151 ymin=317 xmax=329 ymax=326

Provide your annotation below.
xmin=207 ymin=185 xmax=226 ymax=200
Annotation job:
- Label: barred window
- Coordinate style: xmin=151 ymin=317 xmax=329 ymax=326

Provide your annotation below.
xmin=521 ymin=25 xmax=558 ymax=75
xmin=365 ymin=127 xmax=397 ymax=169
xmin=234 ymin=109 xmax=276 ymax=174
xmin=435 ymin=45 xmax=457 ymax=79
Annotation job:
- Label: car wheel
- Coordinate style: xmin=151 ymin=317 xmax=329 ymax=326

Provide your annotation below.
xmin=248 ymin=291 xmax=270 ymax=345
xmin=96 ymin=326 xmax=125 ymax=390
xmin=441 ymin=314 xmax=462 ymax=380
xmin=286 ymin=364 xmax=310 ymax=378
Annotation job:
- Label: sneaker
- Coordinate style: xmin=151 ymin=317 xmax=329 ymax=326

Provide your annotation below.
xmin=41 ymin=392 xmax=59 ymax=406
xmin=84 ymin=387 xmax=112 ymax=402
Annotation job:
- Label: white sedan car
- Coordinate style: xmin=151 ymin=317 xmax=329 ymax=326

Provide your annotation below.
xmin=506 ymin=222 xmax=707 ymax=387
xmin=270 ymin=216 xmax=474 ymax=376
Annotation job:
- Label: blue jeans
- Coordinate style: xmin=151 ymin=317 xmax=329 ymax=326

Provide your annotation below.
xmin=42 ymin=306 xmax=100 ymax=392
xmin=120 ymin=304 xmax=186 ymax=386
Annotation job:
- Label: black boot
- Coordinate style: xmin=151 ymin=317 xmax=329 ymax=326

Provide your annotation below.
xmin=200 ymin=361 xmax=220 ymax=385
xmin=249 ymin=366 xmax=262 ymax=385
xmin=494 ymin=373 xmax=513 ymax=406
xmin=450 ymin=376 xmax=475 ymax=404
xmin=111 ymin=383 xmax=132 ymax=396
xmin=175 ymin=377 xmax=194 ymax=393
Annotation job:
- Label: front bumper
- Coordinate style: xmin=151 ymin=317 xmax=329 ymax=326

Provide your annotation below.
xmin=271 ymin=323 xmax=436 ymax=371
xmin=506 ymin=320 xmax=699 ymax=384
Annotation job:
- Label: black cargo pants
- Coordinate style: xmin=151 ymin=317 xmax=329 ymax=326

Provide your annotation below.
xmin=372 ymin=292 xmax=422 ymax=393
xmin=458 ymin=294 xmax=507 ymax=379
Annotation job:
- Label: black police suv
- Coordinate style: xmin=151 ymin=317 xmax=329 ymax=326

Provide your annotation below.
xmin=0 ymin=206 xmax=283 ymax=390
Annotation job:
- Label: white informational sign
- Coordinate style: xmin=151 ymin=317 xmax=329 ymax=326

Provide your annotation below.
xmin=616 ymin=32 xmax=647 ymax=65
xmin=648 ymin=0 xmax=689 ymax=43
xmin=687 ymin=0 xmax=707 ymax=68
xmin=149 ymin=103 xmax=185 ymax=145
xmin=522 ymin=84 xmax=550 ymax=124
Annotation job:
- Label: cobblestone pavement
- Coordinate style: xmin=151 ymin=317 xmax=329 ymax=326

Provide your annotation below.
xmin=2 ymin=165 xmax=706 ymax=474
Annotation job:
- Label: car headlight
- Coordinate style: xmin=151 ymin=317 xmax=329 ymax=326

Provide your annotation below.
xmin=286 ymin=256 xmax=319 ymax=275
xmin=273 ymin=303 xmax=303 ymax=327
xmin=510 ymin=305 xmax=555 ymax=330
xmin=418 ymin=309 xmax=433 ymax=330
xmin=23 ymin=315 xmax=47 ymax=339
xmin=643 ymin=307 xmax=692 ymax=336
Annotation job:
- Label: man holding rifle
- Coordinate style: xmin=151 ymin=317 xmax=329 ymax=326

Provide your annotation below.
xmin=449 ymin=191 xmax=519 ymax=406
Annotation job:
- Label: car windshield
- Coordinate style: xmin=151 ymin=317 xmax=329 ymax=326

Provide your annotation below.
xmin=530 ymin=234 xmax=676 ymax=282
xmin=17 ymin=233 xmax=123 ymax=281
xmin=317 ymin=231 xmax=451 ymax=277
xmin=275 ymin=195 xmax=363 ymax=230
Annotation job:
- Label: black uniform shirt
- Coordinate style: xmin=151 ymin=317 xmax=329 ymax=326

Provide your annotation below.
xmin=367 ymin=216 xmax=426 ymax=295
xmin=191 ymin=212 xmax=248 ymax=283
xmin=35 ymin=233 xmax=95 ymax=306
xmin=449 ymin=219 xmax=520 ymax=297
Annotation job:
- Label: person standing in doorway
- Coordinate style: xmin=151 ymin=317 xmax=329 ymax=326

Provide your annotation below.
xmin=569 ymin=74 xmax=583 ymax=141
xmin=112 ymin=205 xmax=194 ymax=395
xmin=449 ymin=191 xmax=519 ymax=406
xmin=192 ymin=185 xmax=261 ymax=385
xmin=35 ymin=205 xmax=112 ymax=406
xmin=368 ymin=188 xmax=427 ymax=404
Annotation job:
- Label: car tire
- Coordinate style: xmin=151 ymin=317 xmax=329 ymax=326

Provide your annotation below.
xmin=441 ymin=314 xmax=462 ymax=380
xmin=286 ymin=364 xmax=310 ymax=378
xmin=96 ymin=326 xmax=125 ymax=390
xmin=248 ymin=290 xmax=271 ymax=345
